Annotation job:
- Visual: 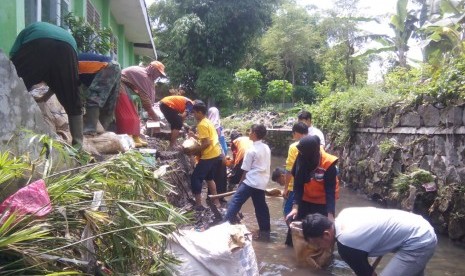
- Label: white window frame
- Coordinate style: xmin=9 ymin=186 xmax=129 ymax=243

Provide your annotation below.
xmin=26 ymin=0 xmax=70 ymax=26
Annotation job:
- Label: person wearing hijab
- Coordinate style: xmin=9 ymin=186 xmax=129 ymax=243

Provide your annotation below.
xmin=10 ymin=22 xmax=83 ymax=148
xmin=207 ymin=107 xmax=228 ymax=155
xmin=286 ymin=135 xmax=339 ymax=224
xmin=207 ymin=107 xmax=229 ymax=201
xmin=114 ymin=61 xmax=166 ymax=147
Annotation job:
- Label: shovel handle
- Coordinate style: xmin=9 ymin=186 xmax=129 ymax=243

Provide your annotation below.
xmin=372 ymin=256 xmax=383 ymax=270
xmin=207 ymin=190 xmax=235 ymax=199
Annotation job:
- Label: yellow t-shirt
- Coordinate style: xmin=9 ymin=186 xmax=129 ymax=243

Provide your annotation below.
xmin=285 ymin=141 xmax=299 ymax=191
xmin=197 ymin=117 xmax=222 ymax=159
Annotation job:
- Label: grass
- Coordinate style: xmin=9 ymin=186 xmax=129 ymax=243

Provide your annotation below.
xmin=393 ymin=169 xmax=435 ymax=195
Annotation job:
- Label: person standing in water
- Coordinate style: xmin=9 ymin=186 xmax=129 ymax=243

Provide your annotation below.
xmin=302 ymin=207 xmax=437 ymax=276
xmin=224 ymin=124 xmax=271 ymax=239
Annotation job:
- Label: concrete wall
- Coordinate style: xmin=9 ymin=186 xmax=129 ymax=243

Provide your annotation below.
xmin=339 ymin=103 xmax=465 ymax=242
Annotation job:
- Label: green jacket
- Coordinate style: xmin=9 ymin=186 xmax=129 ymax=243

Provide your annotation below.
xmin=10 ymin=22 xmax=77 ymax=57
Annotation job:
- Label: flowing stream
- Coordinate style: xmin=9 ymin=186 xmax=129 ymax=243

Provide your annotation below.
xmin=238 ymin=156 xmax=465 ymax=276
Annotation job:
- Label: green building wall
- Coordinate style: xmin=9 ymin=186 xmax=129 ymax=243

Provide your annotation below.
xmin=0 ymin=1 xmax=24 ymax=55
xmin=0 ymin=0 xmax=140 ymax=68
xmin=72 ymin=0 xmax=85 ymax=18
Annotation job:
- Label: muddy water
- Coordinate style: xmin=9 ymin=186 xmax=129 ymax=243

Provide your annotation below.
xmin=239 ymin=156 xmax=465 ymax=276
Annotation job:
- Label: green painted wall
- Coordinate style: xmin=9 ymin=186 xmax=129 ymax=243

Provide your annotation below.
xmin=0 ymin=1 xmax=24 ymax=54
xmin=100 ymin=0 xmax=110 ymax=28
xmin=72 ymin=0 xmax=86 ymax=18
xmin=128 ymin=44 xmax=134 ymax=65
xmin=110 ymin=14 xmax=118 ymax=33
xmin=0 ymin=0 xmax=141 ymax=67
xmin=117 ymin=25 xmax=125 ymax=66
xmin=123 ymin=38 xmax=134 ymax=68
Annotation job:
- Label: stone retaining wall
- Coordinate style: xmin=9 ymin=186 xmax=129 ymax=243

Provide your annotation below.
xmin=340 ymin=103 xmax=465 ymax=242
xmin=265 ymin=128 xmax=293 ymax=156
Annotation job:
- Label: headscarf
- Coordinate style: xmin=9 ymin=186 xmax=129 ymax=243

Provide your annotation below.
xmin=121 ymin=61 xmax=165 ymax=105
xmin=292 ymin=135 xmax=322 ymax=206
xmin=292 ymin=135 xmax=321 ymax=183
xmin=207 ymin=107 xmax=221 ymax=129
xmin=121 ymin=66 xmax=157 ymax=104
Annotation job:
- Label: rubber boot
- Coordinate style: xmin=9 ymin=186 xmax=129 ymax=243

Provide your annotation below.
xmin=99 ymin=109 xmax=114 ymax=131
xmin=68 ymin=115 xmax=84 ymax=149
xmin=83 ymin=106 xmax=100 ymax=135
xmin=133 ymin=135 xmax=148 ymax=148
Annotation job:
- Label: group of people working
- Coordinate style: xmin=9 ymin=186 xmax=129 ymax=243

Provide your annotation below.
xmin=9 ymin=21 xmax=172 ymax=148
xmin=10 ymin=21 xmax=438 ymax=276
xmin=194 ymin=108 xmax=437 ymax=276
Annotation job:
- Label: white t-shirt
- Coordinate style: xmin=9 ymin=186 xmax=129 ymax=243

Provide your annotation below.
xmin=241 ymin=140 xmax=271 ymax=190
xmin=335 ymin=207 xmax=437 ymax=257
xmin=308 ymin=126 xmax=325 ymax=146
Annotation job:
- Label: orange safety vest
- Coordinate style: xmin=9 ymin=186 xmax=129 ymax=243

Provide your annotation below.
xmin=302 ymin=150 xmax=339 ymax=204
xmin=232 ymin=136 xmax=253 ymax=166
xmin=160 ymin=96 xmax=192 ymax=113
xmin=78 ymin=60 xmax=108 ymax=74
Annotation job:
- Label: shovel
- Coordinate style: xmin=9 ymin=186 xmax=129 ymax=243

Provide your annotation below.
xmin=207 ymin=188 xmax=283 ymax=200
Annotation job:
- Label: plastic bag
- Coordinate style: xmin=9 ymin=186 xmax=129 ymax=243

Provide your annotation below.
xmin=0 ymin=179 xmax=52 ymax=222
xmin=168 ymin=222 xmax=259 ymax=276
xmin=85 ymin=132 xmax=127 ymax=154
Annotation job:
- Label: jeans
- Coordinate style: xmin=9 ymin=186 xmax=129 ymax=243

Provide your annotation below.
xmin=380 ymin=234 xmax=437 ymax=276
xmin=224 ymin=182 xmax=270 ymax=231
xmin=283 ymin=191 xmax=295 ymax=217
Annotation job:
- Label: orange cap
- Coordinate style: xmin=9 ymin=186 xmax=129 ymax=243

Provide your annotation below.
xmin=150 ymin=60 xmax=166 ymax=77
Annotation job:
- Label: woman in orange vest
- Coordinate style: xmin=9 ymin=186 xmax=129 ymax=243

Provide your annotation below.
xmin=286 ymin=135 xmax=339 ymax=223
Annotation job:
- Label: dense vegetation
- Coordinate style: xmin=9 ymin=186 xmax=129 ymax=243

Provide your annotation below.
xmin=3 ymin=0 xmax=465 ymax=273
xmin=149 ymin=0 xmax=465 ymax=145
xmin=0 ymin=136 xmax=187 ymax=275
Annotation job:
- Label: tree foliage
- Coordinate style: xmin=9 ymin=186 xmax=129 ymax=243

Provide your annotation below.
xmin=63 ymin=13 xmax=114 ymax=54
xmin=260 ymin=4 xmax=326 ymax=87
xmin=195 ymin=67 xmax=232 ymax=106
xmin=351 ymin=0 xmax=418 ymax=68
xmin=149 ymin=0 xmax=279 ymax=104
xmin=234 ymin=68 xmax=263 ymax=103
xmin=320 ymin=0 xmax=369 ymax=90
xmin=266 ymin=79 xmax=293 ymax=103
xmin=416 ymin=0 xmax=465 ymax=67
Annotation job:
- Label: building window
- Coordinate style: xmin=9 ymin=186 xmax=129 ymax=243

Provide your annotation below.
xmin=86 ymin=0 xmax=100 ymax=29
xmin=24 ymin=0 xmax=70 ymax=26
xmin=25 ymin=0 xmax=39 ymax=26
xmin=59 ymin=0 xmax=70 ymax=26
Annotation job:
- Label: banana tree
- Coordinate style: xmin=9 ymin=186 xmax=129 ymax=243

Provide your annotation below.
xmin=418 ymin=0 xmax=465 ymax=65
xmin=353 ymin=0 xmax=418 ymax=68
